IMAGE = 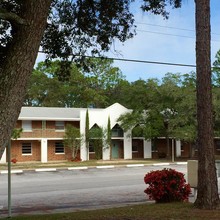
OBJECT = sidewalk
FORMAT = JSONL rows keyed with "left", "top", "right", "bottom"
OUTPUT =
{"left": 0, "top": 160, "right": 188, "bottom": 174}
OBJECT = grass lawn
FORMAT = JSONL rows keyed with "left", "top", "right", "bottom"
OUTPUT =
{"left": 2, "top": 202, "right": 220, "bottom": 220}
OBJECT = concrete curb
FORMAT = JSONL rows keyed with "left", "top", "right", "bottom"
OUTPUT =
{"left": 0, "top": 162, "right": 187, "bottom": 174}
{"left": 96, "top": 165, "right": 115, "bottom": 169}
{"left": 126, "top": 164, "right": 144, "bottom": 167}
{"left": 68, "top": 166, "right": 88, "bottom": 170}
{"left": 176, "top": 162, "right": 187, "bottom": 165}
{"left": 35, "top": 168, "right": 57, "bottom": 172}
{"left": 153, "top": 162, "right": 170, "bottom": 166}
{"left": 0, "top": 169, "right": 23, "bottom": 174}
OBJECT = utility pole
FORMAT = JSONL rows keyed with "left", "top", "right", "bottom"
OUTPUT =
{"left": 7, "top": 141, "right": 11, "bottom": 217}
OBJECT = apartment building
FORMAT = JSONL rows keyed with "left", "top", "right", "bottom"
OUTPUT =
{"left": 0, "top": 103, "right": 155, "bottom": 163}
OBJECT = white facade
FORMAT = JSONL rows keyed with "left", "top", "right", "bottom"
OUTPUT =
{"left": 0, "top": 148, "right": 6, "bottom": 163}
{"left": 80, "top": 103, "right": 132, "bottom": 161}
{"left": 79, "top": 103, "right": 153, "bottom": 161}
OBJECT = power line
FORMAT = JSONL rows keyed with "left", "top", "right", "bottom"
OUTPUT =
{"left": 135, "top": 22, "right": 220, "bottom": 36}
{"left": 80, "top": 55, "right": 196, "bottom": 68}
{"left": 136, "top": 29, "right": 220, "bottom": 42}
{"left": 39, "top": 52, "right": 220, "bottom": 70}
{"left": 39, "top": 51, "right": 196, "bottom": 67}
{"left": 135, "top": 22, "right": 195, "bottom": 32}
{"left": 136, "top": 29, "right": 195, "bottom": 40}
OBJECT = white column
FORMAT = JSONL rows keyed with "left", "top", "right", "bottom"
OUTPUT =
{"left": 80, "top": 143, "right": 88, "bottom": 161}
{"left": 176, "top": 140, "right": 181, "bottom": 157}
{"left": 80, "top": 110, "right": 88, "bottom": 161}
{"left": 0, "top": 148, "right": 7, "bottom": 163}
{"left": 41, "top": 138, "right": 48, "bottom": 163}
{"left": 102, "top": 147, "right": 110, "bottom": 160}
{"left": 124, "top": 131, "right": 132, "bottom": 159}
{"left": 144, "top": 140, "right": 152, "bottom": 158}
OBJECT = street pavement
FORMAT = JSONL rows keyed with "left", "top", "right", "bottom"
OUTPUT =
{"left": 0, "top": 161, "right": 218, "bottom": 218}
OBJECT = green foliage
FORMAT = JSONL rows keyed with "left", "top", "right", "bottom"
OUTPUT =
{"left": 25, "top": 59, "right": 126, "bottom": 108}
{"left": 89, "top": 126, "right": 104, "bottom": 160}
{"left": 11, "top": 128, "right": 23, "bottom": 140}
{"left": 141, "top": 0, "right": 182, "bottom": 19}
{"left": 118, "top": 72, "right": 197, "bottom": 155}
{"left": 212, "top": 50, "right": 220, "bottom": 137}
{"left": 107, "top": 116, "right": 112, "bottom": 159}
{"left": 212, "top": 50, "right": 220, "bottom": 85}
{"left": 85, "top": 109, "right": 89, "bottom": 149}
{"left": 63, "top": 124, "right": 82, "bottom": 160}
{"left": 41, "top": 0, "right": 135, "bottom": 62}
{"left": 0, "top": 0, "right": 183, "bottom": 66}
{"left": 25, "top": 61, "right": 84, "bottom": 107}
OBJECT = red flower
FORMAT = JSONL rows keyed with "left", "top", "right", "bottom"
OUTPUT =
{"left": 144, "top": 168, "right": 191, "bottom": 203}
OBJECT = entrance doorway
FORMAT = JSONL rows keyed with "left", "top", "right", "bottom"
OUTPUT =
{"left": 112, "top": 142, "right": 119, "bottom": 159}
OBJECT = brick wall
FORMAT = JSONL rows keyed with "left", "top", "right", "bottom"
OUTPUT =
{"left": 12, "top": 120, "right": 81, "bottom": 163}
{"left": 47, "top": 140, "right": 72, "bottom": 161}
{"left": 10, "top": 140, "right": 41, "bottom": 162}
{"left": 18, "top": 120, "right": 80, "bottom": 139}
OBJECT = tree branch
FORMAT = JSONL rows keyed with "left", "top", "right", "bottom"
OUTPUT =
{"left": 0, "top": 8, "right": 27, "bottom": 25}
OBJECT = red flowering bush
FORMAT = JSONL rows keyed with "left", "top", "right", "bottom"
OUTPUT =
{"left": 144, "top": 168, "right": 191, "bottom": 203}
{"left": 11, "top": 158, "right": 17, "bottom": 164}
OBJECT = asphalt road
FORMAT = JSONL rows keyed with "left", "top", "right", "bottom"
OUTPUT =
{"left": 0, "top": 164, "right": 190, "bottom": 217}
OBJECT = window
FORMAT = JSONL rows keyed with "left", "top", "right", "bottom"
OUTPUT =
{"left": 55, "top": 142, "right": 64, "bottom": 154}
{"left": 22, "top": 120, "right": 32, "bottom": 131}
{"left": 132, "top": 145, "right": 138, "bottom": 152}
{"left": 216, "top": 140, "right": 220, "bottom": 151}
{"left": 55, "top": 121, "right": 65, "bottom": 131}
{"left": 89, "top": 144, "right": 95, "bottom": 153}
{"left": 111, "top": 124, "right": 123, "bottom": 137}
{"left": 151, "top": 140, "right": 157, "bottom": 152}
{"left": 22, "top": 143, "right": 32, "bottom": 155}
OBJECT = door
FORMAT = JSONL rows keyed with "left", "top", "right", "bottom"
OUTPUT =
{"left": 112, "top": 142, "right": 119, "bottom": 159}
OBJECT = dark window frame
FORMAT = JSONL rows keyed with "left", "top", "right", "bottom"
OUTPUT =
{"left": 22, "top": 143, "right": 32, "bottom": 155}
{"left": 132, "top": 145, "right": 138, "bottom": 152}
{"left": 55, "top": 142, "right": 65, "bottom": 154}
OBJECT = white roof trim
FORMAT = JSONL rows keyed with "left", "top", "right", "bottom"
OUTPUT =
{"left": 18, "top": 117, "right": 80, "bottom": 121}
{"left": 15, "top": 138, "right": 64, "bottom": 141}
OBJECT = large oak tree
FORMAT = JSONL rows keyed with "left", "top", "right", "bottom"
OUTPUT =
{"left": 0, "top": 0, "right": 135, "bottom": 157}
{"left": 0, "top": 0, "right": 52, "bottom": 157}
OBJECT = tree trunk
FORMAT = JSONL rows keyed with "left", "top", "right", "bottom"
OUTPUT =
{"left": 0, "top": 0, "right": 52, "bottom": 158}
{"left": 194, "top": 0, "right": 220, "bottom": 209}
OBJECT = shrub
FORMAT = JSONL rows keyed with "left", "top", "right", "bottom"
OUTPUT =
{"left": 11, "top": 158, "right": 17, "bottom": 163}
{"left": 144, "top": 168, "right": 191, "bottom": 203}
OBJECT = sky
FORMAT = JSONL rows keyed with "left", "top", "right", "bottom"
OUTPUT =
{"left": 36, "top": 0, "right": 220, "bottom": 82}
